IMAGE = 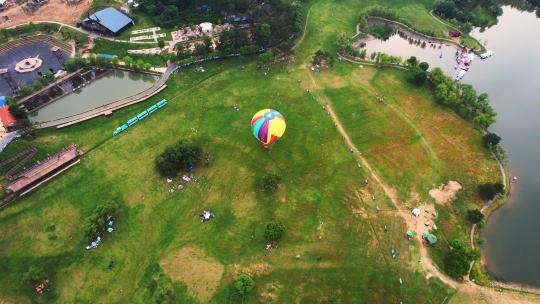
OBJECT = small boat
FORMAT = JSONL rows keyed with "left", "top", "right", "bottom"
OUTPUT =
{"left": 480, "top": 50, "right": 493, "bottom": 59}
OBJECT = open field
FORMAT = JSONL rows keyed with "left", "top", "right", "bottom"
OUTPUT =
{"left": 0, "top": 0, "right": 526, "bottom": 302}
{"left": 0, "top": 0, "right": 91, "bottom": 29}
{"left": 0, "top": 58, "right": 453, "bottom": 303}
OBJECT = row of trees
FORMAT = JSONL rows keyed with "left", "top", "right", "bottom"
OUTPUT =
{"left": 433, "top": 0, "right": 503, "bottom": 29}
{"left": 64, "top": 56, "right": 153, "bottom": 73}
{"left": 17, "top": 71, "right": 56, "bottom": 98}
{"left": 428, "top": 68, "right": 497, "bottom": 129}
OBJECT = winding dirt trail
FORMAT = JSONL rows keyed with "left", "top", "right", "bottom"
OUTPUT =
{"left": 305, "top": 71, "right": 540, "bottom": 302}
{"left": 306, "top": 72, "right": 456, "bottom": 287}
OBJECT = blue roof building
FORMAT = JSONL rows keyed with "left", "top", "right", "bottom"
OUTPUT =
{"left": 81, "top": 7, "right": 134, "bottom": 36}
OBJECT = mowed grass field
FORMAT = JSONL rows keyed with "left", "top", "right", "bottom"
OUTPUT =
{"left": 1, "top": 59, "right": 451, "bottom": 303}
{"left": 0, "top": 0, "right": 500, "bottom": 302}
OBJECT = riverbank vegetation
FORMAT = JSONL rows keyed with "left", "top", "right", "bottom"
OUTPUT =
{"left": 428, "top": 67, "right": 497, "bottom": 129}
{"left": 433, "top": 0, "right": 503, "bottom": 28}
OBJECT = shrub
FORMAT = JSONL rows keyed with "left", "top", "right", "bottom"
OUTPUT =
{"left": 261, "top": 174, "right": 281, "bottom": 193}
{"left": 155, "top": 141, "right": 203, "bottom": 177}
{"left": 478, "top": 182, "right": 504, "bottom": 200}
{"left": 234, "top": 274, "right": 254, "bottom": 295}
{"left": 467, "top": 209, "right": 484, "bottom": 224}
{"left": 264, "top": 221, "right": 285, "bottom": 242}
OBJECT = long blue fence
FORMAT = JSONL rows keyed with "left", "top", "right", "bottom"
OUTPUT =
{"left": 112, "top": 99, "right": 167, "bottom": 136}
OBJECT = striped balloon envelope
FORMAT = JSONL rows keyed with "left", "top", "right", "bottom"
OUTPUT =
{"left": 250, "top": 109, "right": 286, "bottom": 147}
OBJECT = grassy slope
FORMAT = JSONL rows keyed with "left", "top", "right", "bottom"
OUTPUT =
{"left": 0, "top": 0, "right": 499, "bottom": 302}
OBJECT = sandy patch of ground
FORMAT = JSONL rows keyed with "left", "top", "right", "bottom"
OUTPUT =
{"left": 0, "top": 0, "right": 91, "bottom": 28}
{"left": 453, "top": 283, "right": 540, "bottom": 304}
{"left": 259, "top": 282, "right": 282, "bottom": 303}
{"left": 233, "top": 262, "right": 269, "bottom": 278}
{"left": 160, "top": 246, "right": 224, "bottom": 302}
{"left": 429, "top": 181, "right": 462, "bottom": 204}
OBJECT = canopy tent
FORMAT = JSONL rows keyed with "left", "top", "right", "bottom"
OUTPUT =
{"left": 427, "top": 234, "right": 437, "bottom": 245}
{"left": 412, "top": 208, "right": 420, "bottom": 217}
{"left": 421, "top": 231, "right": 429, "bottom": 239}
{"left": 406, "top": 230, "right": 413, "bottom": 238}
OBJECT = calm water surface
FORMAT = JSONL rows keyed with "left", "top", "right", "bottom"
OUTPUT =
{"left": 30, "top": 70, "right": 157, "bottom": 123}
{"left": 366, "top": 7, "right": 540, "bottom": 287}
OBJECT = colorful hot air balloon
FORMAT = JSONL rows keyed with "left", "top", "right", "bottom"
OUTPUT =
{"left": 251, "top": 109, "right": 286, "bottom": 147}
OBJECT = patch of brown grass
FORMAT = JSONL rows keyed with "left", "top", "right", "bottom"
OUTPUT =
{"left": 160, "top": 246, "right": 224, "bottom": 302}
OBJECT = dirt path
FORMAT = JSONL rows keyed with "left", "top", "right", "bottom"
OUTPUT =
{"left": 305, "top": 71, "right": 540, "bottom": 302}
{"left": 292, "top": 6, "right": 312, "bottom": 50}
{"left": 306, "top": 72, "right": 457, "bottom": 287}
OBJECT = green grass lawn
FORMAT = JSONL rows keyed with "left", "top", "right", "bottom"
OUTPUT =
{"left": 0, "top": 0, "right": 499, "bottom": 302}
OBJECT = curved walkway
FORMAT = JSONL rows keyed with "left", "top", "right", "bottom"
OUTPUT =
{"left": 35, "top": 63, "right": 176, "bottom": 129}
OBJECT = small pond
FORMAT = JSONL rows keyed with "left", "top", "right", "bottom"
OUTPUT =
{"left": 29, "top": 70, "right": 158, "bottom": 123}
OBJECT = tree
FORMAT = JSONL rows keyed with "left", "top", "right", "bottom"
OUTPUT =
{"left": 467, "top": 209, "right": 484, "bottom": 224}
{"left": 406, "top": 56, "right": 418, "bottom": 67}
{"left": 483, "top": 132, "right": 501, "bottom": 148}
{"left": 83, "top": 200, "right": 118, "bottom": 241}
{"left": 234, "top": 274, "right": 254, "bottom": 296}
{"left": 158, "top": 39, "right": 165, "bottom": 49}
{"left": 419, "top": 62, "right": 429, "bottom": 71}
{"left": 123, "top": 56, "right": 133, "bottom": 68}
{"left": 264, "top": 221, "right": 285, "bottom": 243}
{"left": 410, "top": 66, "right": 428, "bottom": 86}
{"left": 261, "top": 173, "right": 281, "bottom": 193}
{"left": 155, "top": 141, "right": 203, "bottom": 177}
{"left": 478, "top": 182, "right": 504, "bottom": 200}
{"left": 203, "top": 36, "right": 213, "bottom": 52}
{"left": 194, "top": 43, "right": 208, "bottom": 56}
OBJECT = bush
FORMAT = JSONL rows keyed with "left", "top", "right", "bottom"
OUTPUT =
{"left": 478, "top": 182, "right": 504, "bottom": 200}
{"left": 482, "top": 132, "right": 501, "bottom": 148}
{"left": 264, "top": 221, "right": 285, "bottom": 242}
{"left": 234, "top": 274, "right": 254, "bottom": 295}
{"left": 155, "top": 141, "right": 203, "bottom": 177}
{"left": 261, "top": 174, "right": 281, "bottom": 193}
{"left": 467, "top": 209, "right": 484, "bottom": 224}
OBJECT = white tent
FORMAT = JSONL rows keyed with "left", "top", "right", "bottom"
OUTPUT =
{"left": 199, "top": 22, "right": 213, "bottom": 34}
{"left": 412, "top": 208, "right": 421, "bottom": 217}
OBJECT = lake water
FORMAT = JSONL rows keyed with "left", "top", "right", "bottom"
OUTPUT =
{"left": 366, "top": 7, "right": 540, "bottom": 287}
{"left": 29, "top": 70, "right": 157, "bottom": 123}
